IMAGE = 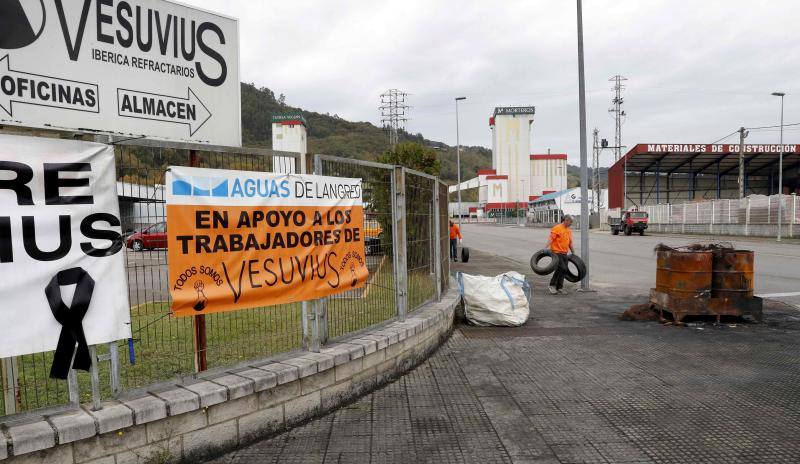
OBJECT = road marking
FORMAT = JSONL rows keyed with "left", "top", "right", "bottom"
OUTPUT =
{"left": 756, "top": 292, "right": 800, "bottom": 298}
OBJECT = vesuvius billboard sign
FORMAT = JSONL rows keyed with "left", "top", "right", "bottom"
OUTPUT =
{"left": 0, "top": 0, "right": 241, "bottom": 146}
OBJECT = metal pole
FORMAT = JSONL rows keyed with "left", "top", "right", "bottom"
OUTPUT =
{"left": 189, "top": 150, "right": 207, "bottom": 372}
{"left": 303, "top": 156, "right": 327, "bottom": 352}
{"left": 1, "top": 358, "right": 19, "bottom": 414}
{"left": 393, "top": 166, "right": 408, "bottom": 321}
{"left": 746, "top": 197, "right": 751, "bottom": 236}
{"left": 776, "top": 93, "right": 785, "bottom": 241}
{"left": 88, "top": 345, "right": 102, "bottom": 411}
{"left": 738, "top": 127, "right": 747, "bottom": 198}
{"left": 577, "top": 0, "right": 590, "bottom": 290}
{"left": 433, "top": 183, "right": 442, "bottom": 300}
{"left": 455, "top": 97, "right": 466, "bottom": 229}
{"left": 519, "top": 179, "right": 525, "bottom": 225}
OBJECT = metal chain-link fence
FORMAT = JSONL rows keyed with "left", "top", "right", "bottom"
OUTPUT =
{"left": 313, "top": 157, "right": 397, "bottom": 339}
{"left": 0, "top": 141, "right": 451, "bottom": 417}
{"left": 405, "top": 169, "right": 438, "bottom": 312}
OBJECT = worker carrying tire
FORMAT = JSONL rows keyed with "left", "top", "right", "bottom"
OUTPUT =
{"left": 547, "top": 215, "right": 574, "bottom": 294}
{"left": 449, "top": 220, "right": 462, "bottom": 261}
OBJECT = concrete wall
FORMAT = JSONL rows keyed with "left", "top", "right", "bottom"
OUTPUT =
{"left": 0, "top": 289, "right": 459, "bottom": 464}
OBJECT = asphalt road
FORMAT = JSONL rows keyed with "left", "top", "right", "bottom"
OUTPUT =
{"left": 461, "top": 224, "right": 800, "bottom": 304}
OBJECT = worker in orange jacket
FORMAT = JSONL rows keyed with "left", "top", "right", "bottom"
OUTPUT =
{"left": 449, "top": 220, "right": 462, "bottom": 261}
{"left": 547, "top": 215, "right": 574, "bottom": 294}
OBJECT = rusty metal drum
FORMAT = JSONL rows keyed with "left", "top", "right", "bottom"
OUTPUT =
{"left": 655, "top": 250, "right": 713, "bottom": 298}
{"left": 712, "top": 250, "right": 754, "bottom": 298}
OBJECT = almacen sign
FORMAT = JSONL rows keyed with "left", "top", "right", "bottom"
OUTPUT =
{"left": 0, "top": 0, "right": 240, "bottom": 146}
{"left": 166, "top": 166, "right": 369, "bottom": 316}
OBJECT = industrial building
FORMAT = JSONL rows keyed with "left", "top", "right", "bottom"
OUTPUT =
{"left": 271, "top": 113, "right": 307, "bottom": 173}
{"left": 608, "top": 143, "right": 800, "bottom": 209}
{"left": 449, "top": 106, "right": 568, "bottom": 216}
{"left": 530, "top": 187, "right": 608, "bottom": 216}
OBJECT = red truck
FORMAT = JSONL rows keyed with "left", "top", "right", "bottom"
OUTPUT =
{"left": 609, "top": 210, "right": 649, "bottom": 236}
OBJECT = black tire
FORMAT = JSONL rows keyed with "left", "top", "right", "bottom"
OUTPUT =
{"left": 564, "top": 254, "right": 587, "bottom": 283}
{"left": 132, "top": 240, "right": 144, "bottom": 252}
{"left": 530, "top": 249, "right": 558, "bottom": 275}
{"left": 460, "top": 247, "right": 470, "bottom": 263}
{"left": 612, "top": 227, "right": 619, "bottom": 235}
{"left": 639, "top": 229, "right": 645, "bottom": 236}
{"left": 624, "top": 226, "right": 632, "bottom": 236}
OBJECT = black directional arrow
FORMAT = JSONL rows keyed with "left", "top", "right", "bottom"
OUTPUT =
{"left": 0, "top": 55, "right": 99, "bottom": 117}
{"left": 117, "top": 87, "right": 212, "bottom": 136}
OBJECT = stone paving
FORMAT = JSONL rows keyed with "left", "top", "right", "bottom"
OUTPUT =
{"left": 207, "top": 250, "right": 800, "bottom": 463}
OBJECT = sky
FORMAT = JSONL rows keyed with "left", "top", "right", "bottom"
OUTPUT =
{"left": 186, "top": 0, "right": 800, "bottom": 167}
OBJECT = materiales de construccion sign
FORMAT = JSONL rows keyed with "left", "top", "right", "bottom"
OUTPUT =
{"left": 0, "top": 0, "right": 240, "bottom": 146}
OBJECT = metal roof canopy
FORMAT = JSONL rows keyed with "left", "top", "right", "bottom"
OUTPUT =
{"left": 530, "top": 188, "right": 571, "bottom": 204}
{"left": 612, "top": 143, "right": 800, "bottom": 176}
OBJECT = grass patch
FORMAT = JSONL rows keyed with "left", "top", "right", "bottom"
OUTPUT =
{"left": 1, "top": 259, "right": 440, "bottom": 415}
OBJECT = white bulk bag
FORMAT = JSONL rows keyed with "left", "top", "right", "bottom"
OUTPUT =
{"left": 457, "top": 272, "right": 531, "bottom": 327}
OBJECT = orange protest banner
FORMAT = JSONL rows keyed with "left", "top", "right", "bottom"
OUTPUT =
{"left": 166, "top": 167, "right": 369, "bottom": 316}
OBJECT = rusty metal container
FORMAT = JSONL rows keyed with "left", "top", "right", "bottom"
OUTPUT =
{"left": 655, "top": 250, "right": 713, "bottom": 298}
{"left": 712, "top": 250, "right": 754, "bottom": 299}
{"left": 650, "top": 247, "right": 761, "bottom": 324}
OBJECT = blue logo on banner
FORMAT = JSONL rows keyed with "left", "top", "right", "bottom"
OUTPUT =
{"left": 172, "top": 176, "right": 228, "bottom": 197}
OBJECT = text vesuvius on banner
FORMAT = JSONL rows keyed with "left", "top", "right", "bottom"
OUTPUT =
{"left": 166, "top": 166, "right": 369, "bottom": 316}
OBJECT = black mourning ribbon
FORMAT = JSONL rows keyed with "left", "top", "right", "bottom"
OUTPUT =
{"left": 44, "top": 267, "right": 95, "bottom": 380}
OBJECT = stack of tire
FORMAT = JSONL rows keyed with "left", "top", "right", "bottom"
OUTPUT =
{"left": 530, "top": 249, "right": 587, "bottom": 283}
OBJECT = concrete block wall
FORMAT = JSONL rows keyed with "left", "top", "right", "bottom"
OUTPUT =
{"left": 0, "top": 289, "right": 459, "bottom": 463}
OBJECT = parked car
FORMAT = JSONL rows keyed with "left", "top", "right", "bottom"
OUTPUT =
{"left": 126, "top": 222, "right": 167, "bottom": 251}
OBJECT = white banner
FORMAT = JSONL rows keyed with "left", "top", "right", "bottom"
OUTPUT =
{"left": 0, "top": 0, "right": 240, "bottom": 146}
{"left": 0, "top": 134, "right": 130, "bottom": 364}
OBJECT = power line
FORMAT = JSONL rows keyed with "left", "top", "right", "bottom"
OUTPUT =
{"left": 379, "top": 89, "right": 410, "bottom": 147}
{"left": 745, "top": 121, "right": 800, "bottom": 131}
{"left": 710, "top": 130, "right": 739, "bottom": 145}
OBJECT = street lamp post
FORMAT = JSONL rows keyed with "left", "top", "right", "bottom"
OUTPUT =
{"left": 772, "top": 92, "right": 785, "bottom": 242}
{"left": 576, "top": 0, "right": 590, "bottom": 290}
{"left": 455, "top": 97, "right": 466, "bottom": 228}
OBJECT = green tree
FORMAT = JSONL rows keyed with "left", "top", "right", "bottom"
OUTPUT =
{"left": 371, "top": 142, "right": 441, "bottom": 271}
{"left": 378, "top": 142, "right": 441, "bottom": 176}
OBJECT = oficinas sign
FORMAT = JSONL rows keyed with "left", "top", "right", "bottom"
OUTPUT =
{"left": 0, "top": 134, "right": 131, "bottom": 377}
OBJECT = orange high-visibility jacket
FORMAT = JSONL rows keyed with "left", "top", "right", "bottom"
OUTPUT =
{"left": 549, "top": 223, "right": 572, "bottom": 254}
{"left": 449, "top": 224, "right": 462, "bottom": 240}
